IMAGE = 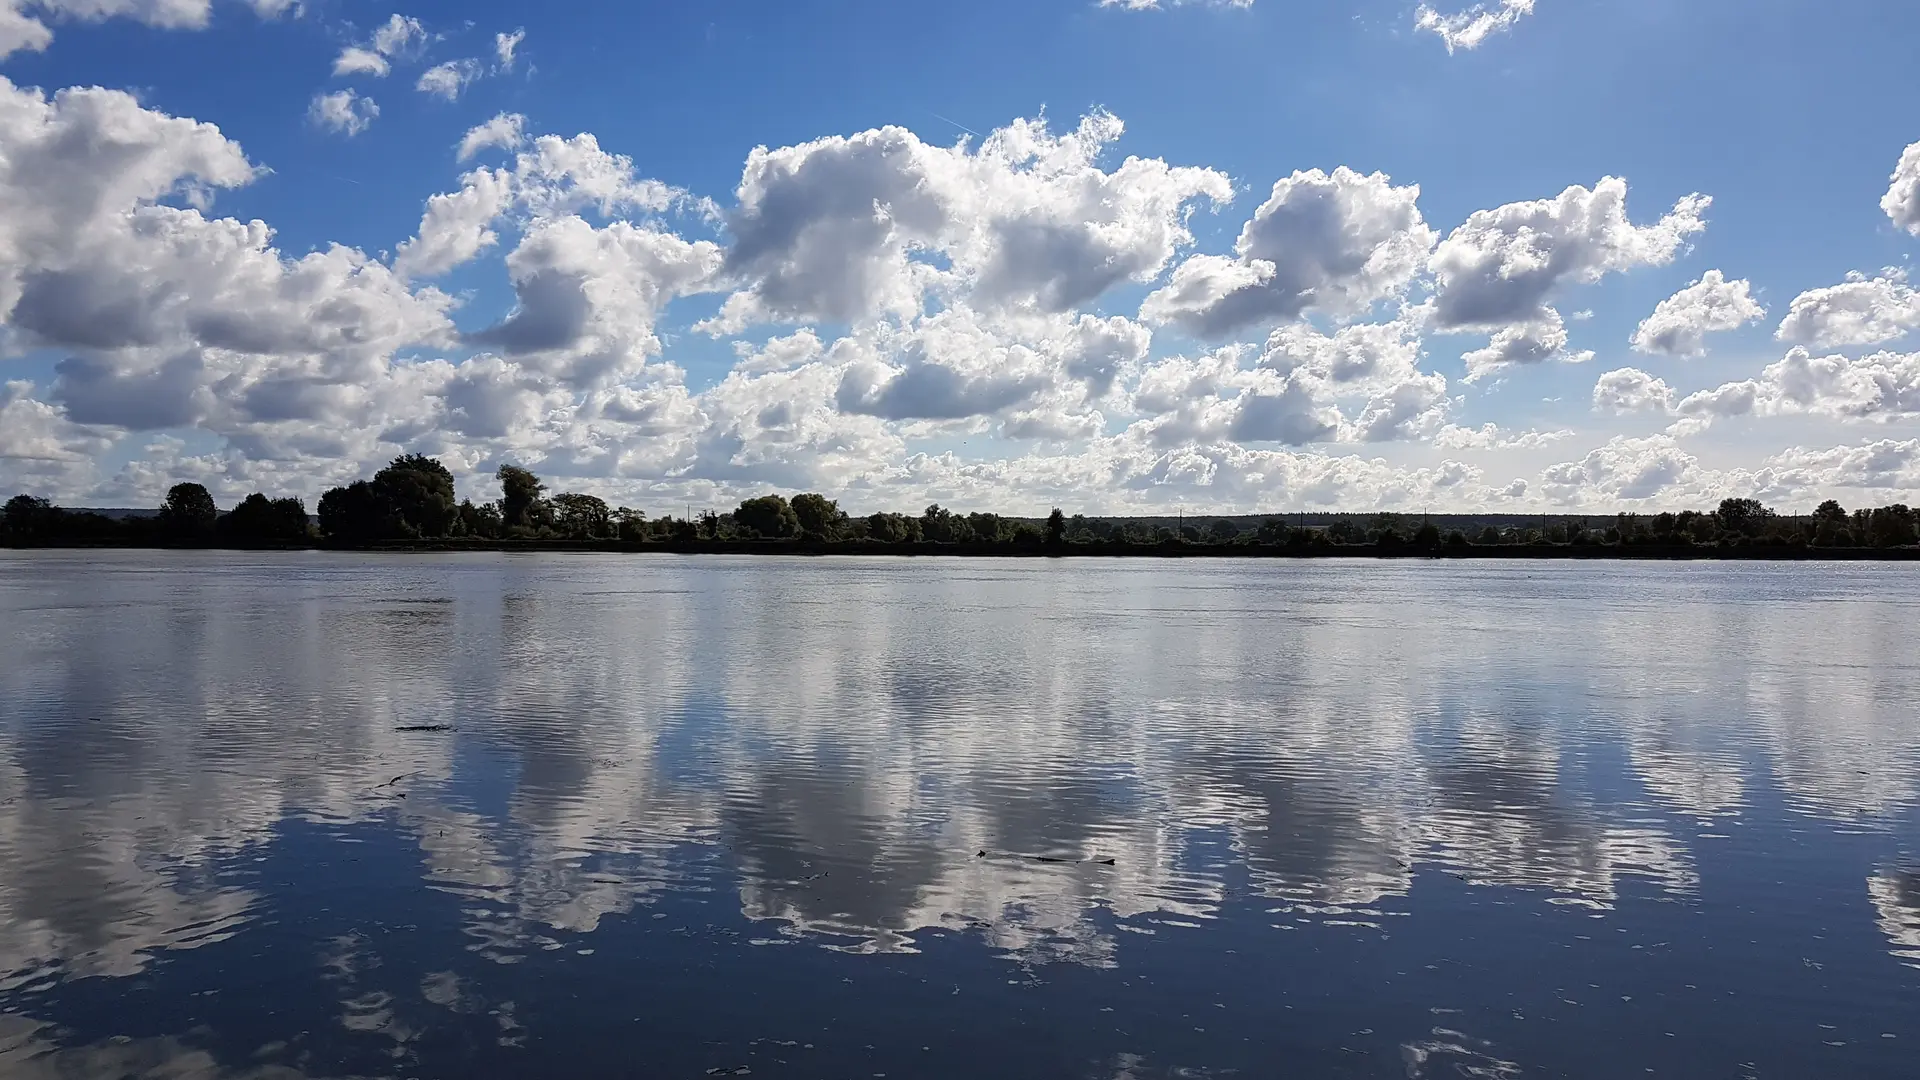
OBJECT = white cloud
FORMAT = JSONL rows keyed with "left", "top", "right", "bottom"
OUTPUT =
{"left": 456, "top": 112, "right": 526, "bottom": 162}
{"left": 416, "top": 58, "right": 482, "bottom": 102}
{"left": 1431, "top": 177, "right": 1709, "bottom": 377}
{"left": 465, "top": 215, "right": 723, "bottom": 387}
{"left": 396, "top": 128, "right": 697, "bottom": 282}
{"left": 1775, "top": 270, "right": 1920, "bottom": 349}
{"left": 1433, "top": 423, "right": 1573, "bottom": 450}
{"left": 1461, "top": 310, "right": 1593, "bottom": 382}
{"left": 369, "top": 12, "right": 421, "bottom": 56}
{"left": 1630, "top": 270, "right": 1765, "bottom": 357}
{"left": 1757, "top": 439, "right": 1920, "bottom": 494}
{"left": 392, "top": 167, "right": 513, "bottom": 279}
{"left": 0, "top": 379, "right": 113, "bottom": 491}
{"left": 331, "top": 13, "right": 421, "bottom": 78}
{"left": 0, "top": 76, "right": 452, "bottom": 452}
{"left": 1415, "top": 0, "right": 1536, "bottom": 53}
{"left": 1141, "top": 167, "right": 1435, "bottom": 338}
{"left": 331, "top": 46, "right": 387, "bottom": 77}
{"left": 0, "top": 0, "right": 237, "bottom": 59}
{"left": 1592, "top": 367, "right": 1674, "bottom": 413}
{"left": 717, "top": 111, "right": 1231, "bottom": 328}
{"left": 495, "top": 27, "right": 524, "bottom": 70}
{"left": 307, "top": 89, "right": 377, "bottom": 136}
{"left": 1541, "top": 435, "right": 1696, "bottom": 503}
{"left": 1674, "top": 346, "right": 1920, "bottom": 434}
{"left": 1884, "top": 140, "right": 1920, "bottom": 238}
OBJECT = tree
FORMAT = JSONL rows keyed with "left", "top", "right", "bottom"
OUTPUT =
{"left": 158, "top": 482, "right": 218, "bottom": 540}
{"left": 220, "top": 493, "right": 310, "bottom": 544}
{"left": 866, "top": 512, "right": 920, "bottom": 543}
{"left": 1814, "top": 499, "right": 1848, "bottom": 525}
{"left": 1207, "top": 518, "right": 1241, "bottom": 543}
{"left": 497, "top": 465, "right": 549, "bottom": 531}
{"left": 735, "top": 495, "right": 799, "bottom": 539}
{"left": 374, "top": 455, "right": 456, "bottom": 538}
{"left": 613, "top": 507, "right": 650, "bottom": 541}
{"left": 1413, "top": 522, "right": 1442, "bottom": 549}
{"left": 790, "top": 493, "right": 845, "bottom": 540}
{"left": 921, "top": 504, "right": 960, "bottom": 543}
{"left": 1, "top": 495, "right": 53, "bottom": 544}
{"left": 457, "top": 499, "right": 503, "bottom": 539}
{"left": 551, "top": 493, "right": 614, "bottom": 539}
{"left": 1867, "top": 504, "right": 1918, "bottom": 548}
{"left": 1045, "top": 508, "right": 1066, "bottom": 547}
{"left": 318, "top": 481, "right": 403, "bottom": 542}
{"left": 1714, "top": 497, "right": 1773, "bottom": 538}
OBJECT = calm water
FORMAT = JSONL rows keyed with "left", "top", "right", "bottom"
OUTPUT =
{"left": 0, "top": 553, "right": 1917, "bottom": 1079}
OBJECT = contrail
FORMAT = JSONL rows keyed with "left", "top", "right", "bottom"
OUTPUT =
{"left": 931, "top": 112, "right": 979, "bottom": 138}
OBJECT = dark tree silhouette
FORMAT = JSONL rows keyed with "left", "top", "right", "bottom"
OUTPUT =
{"left": 374, "top": 455, "right": 457, "bottom": 537}
{"left": 1, "top": 495, "right": 54, "bottom": 543}
{"left": 735, "top": 495, "right": 800, "bottom": 539}
{"left": 1715, "top": 497, "right": 1773, "bottom": 538}
{"left": 318, "top": 481, "right": 401, "bottom": 542}
{"left": 220, "top": 493, "right": 310, "bottom": 544}
{"left": 790, "top": 493, "right": 844, "bottom": 540}
{"left": 497, "top": 465, "right": 548, "bottom": 531}
{"left": 551, "top": 493, "right": 613, "bottom": 539}
{"left": 1045, "top": 508, "right": 1066, "bottom": 547}
{"left": 158, "top": 483, "right": 218, "bottom": 540}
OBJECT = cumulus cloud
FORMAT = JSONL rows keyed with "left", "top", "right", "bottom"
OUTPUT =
{"left": 495, "top": 27, "right": 524, "bottom": 70}
{"left": 1541, "top": 435, "right": 1696, "bottom": 503}
{"left": 1592, "top": 367, "right": 1674, "bottom": 413}
{"left": 465, "top": 216, "right": 722, "bottom": 386}
{"left": 1884, "top": 140, "right": 1920, "bottom": 238}
{"left": 1433, "top": 423, "right": 1573, "bottom": 450}
{"left": 1119, "top": 318, "right": 1451, "bottom": 448}
{"left": 395, "top": 129, "right": 698, "bottom": 281}
{"left": 307, "top": 89, "right": 377, "bottom": 136}
{"left": 416, "top": 58, "right": 482, "bottom": 101}
{"left": 1431, "top": 177, "right": 1709, "bottom": 377}
{"left": 1630, "top": 270, "right": 1765, "bottom": 357}
{"left": 457, "top": 112, "right": 526, "bottom": 162}
{"left": 1756, "top": 439, "right": 1920, "bottom": 494}
{"left": 0, "top": 75, "right": 453, "bottom": 462}
{"left": 0, "top": 0, "right": 272, "bottom": 60}
{"left": 332, "top": 13, "right": 421, "bottom": 78}
{"left": 1775, "top": 270, "right": 1920, "bottom": 349}
{"left": 370, "top": 12, "right": 421, "bottom": 56}
{"left": 331, "top": 46, "right": 387, "bottom": 77}
{"left": 1415, "top": 0, "right": 1535, "bottom": 53}
{"left": 1141, "top": 167, "right": 1435, "bottom": 338}
{"left": 1674, "top": 346, "right": 1920, "bottom": 434}
{"left": 716, "top": 111, "right": 1231, "bottom": 328}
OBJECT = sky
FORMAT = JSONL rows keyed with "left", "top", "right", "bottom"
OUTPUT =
{"left": 1, "top": 0, "right": 1919, "bottom": 515}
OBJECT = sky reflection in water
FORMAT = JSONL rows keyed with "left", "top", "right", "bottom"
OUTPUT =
{"left": 1, "top": 553, "right": 1917, "bottom": 1078}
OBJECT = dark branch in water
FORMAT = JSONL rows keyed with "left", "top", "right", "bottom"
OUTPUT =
{"left": 977, "top": 850, "right": 1117, "bottom": 866}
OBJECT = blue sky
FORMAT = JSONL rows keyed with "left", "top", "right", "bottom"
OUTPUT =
{"left": 2, "top": 0, "right": 1918, "bottom": 513}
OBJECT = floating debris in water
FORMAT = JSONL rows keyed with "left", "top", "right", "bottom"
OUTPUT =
{"left": 394, "top": 724, "right": 455, "bottom": 733}
{"left": 974, "top": 850, "right": 1115, "bottom": 866}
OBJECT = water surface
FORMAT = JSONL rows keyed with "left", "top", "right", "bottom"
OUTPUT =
{"left": 1, "top": 552, "right": 1917, "bottom": 1078}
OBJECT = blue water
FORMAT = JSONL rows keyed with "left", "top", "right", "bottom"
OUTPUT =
{"left": 1, "top": 551, "right": 1916, "bottom": 1078}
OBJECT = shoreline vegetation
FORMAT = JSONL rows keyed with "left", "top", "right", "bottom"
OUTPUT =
{"left": 6, "top": 456, "right": 1920, "bottom": 560}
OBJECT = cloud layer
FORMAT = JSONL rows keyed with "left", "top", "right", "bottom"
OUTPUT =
{"left": 1, "top": 33, "right": 1918, "bottom": 516}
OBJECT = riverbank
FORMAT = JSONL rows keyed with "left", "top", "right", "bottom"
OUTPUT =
{"left": 6, "top": 538, "right": 1920, "bottom": 560}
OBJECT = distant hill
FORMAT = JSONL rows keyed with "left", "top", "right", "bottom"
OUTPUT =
{"left": 69, "top": 508, "right": 159, "bottom": 520}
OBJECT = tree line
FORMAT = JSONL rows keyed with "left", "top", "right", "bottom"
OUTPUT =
{"left": 4, "top": 458, "right": 1920, "bottom": 554}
